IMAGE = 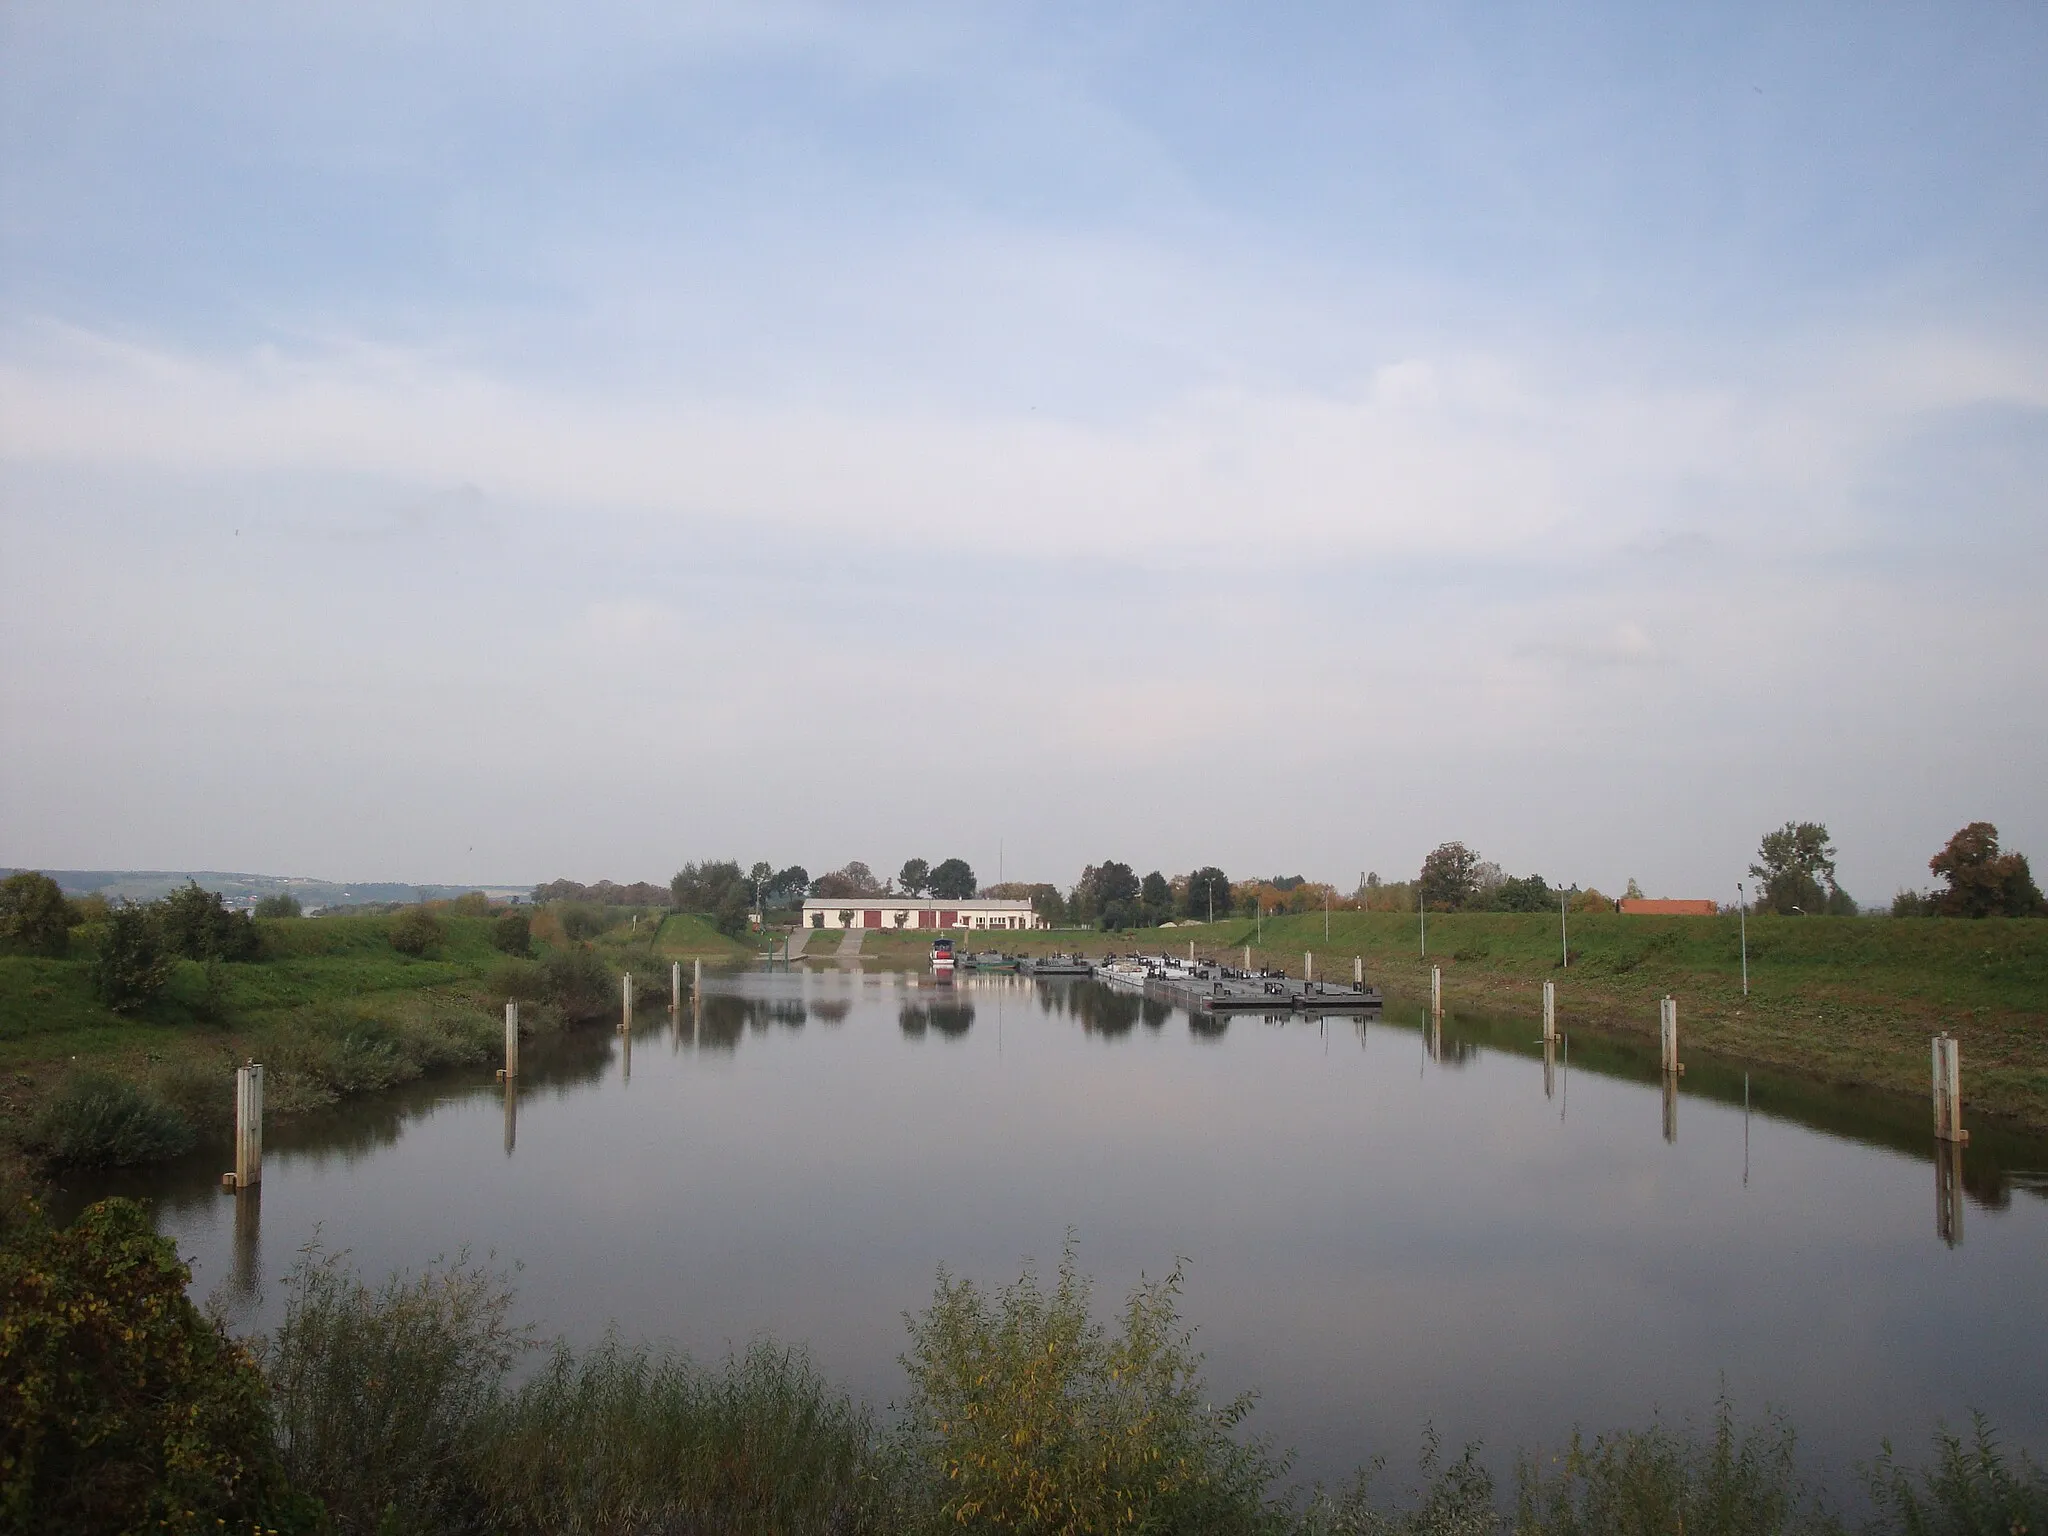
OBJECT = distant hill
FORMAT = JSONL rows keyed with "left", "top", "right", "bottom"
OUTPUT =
{"left": 0, "top": 869, "right": 530, "bottom": 911}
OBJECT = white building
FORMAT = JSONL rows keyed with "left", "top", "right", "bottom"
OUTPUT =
{"left": 799, "top": 896, "right": 1046, "bottom": 932}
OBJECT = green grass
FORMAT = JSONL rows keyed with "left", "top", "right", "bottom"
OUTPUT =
{"left": 1179, "top": 910, "right": 2048, "bottom": 1132}
{"left": 649, "top": 910, "right": 759, "bottom": 962}
{"left": 801, "top": 911, "right": 2048, "bottom": 1132}
{"left": 0, "top": 907, "right": 725, "bottom": 1179}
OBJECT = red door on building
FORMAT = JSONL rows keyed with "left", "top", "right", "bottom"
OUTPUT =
{"left": 863, "top": 909, "right": 882, "bottom": 929}
{"left": 917, "top": 908, "right": 936, "bottom": 928}
{"left": 939, "top": 911, "right": 957, "bottom": 928}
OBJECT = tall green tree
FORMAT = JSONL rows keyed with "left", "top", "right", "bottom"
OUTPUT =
{"left": 928, "top": 858, "right": 978, "bottom": 900}
{"left": 0, "top": 871, "right": 72, "bottom": 956}
{"left": 1749, "top": 822, "right": 1842, "bottom": 915}
{"left": 1139, "top": 871, "right": 1172, "bottom": 926}
{"left": 1180, "top": 866, "right": 1232, "bottom": 923}
{"left": 1418, "top": 842, "right": 1480, "bottom": 911}
{"left": 898, "top": 858, "right": 931, "bottom": 897}
{"left": 1929, "top": 822, "right": 2046, "bottom": 918}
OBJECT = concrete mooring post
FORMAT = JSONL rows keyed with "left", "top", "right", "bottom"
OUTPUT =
{"left": 1659, "top": 996, "right": 1683, "bottom": 1075}
{"left": 1932, "top": 1034, "right": 1967, "bottom": 1143}
{"left": 222, "top": 1062, "right": 263, "bottom": 1190}
{"left": 1354, "top": 955, "right": 1364, "bottom": 987}
{"left": 1305, "top": 951, "right": 1313, "bottom": 982}
{"left": 1542, "top": 981, "right": 1557, "bottom": 1043}
{"left": 1431, "top": 965, "right": 1442, "bottom": 1015}
{"left": 621, "top": 972, "right": 633, "bottom": 1030}
{"left": 672, "top": 961, "right": 682, "bottom": 1011}
{"left": 1242, "top": 945, "right": 1251, "bottom": 971}
{"left": 498, "top": 1001, "right": 518, "bottom": 1080}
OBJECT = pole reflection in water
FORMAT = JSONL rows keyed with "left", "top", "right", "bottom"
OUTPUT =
{"left": 1936, "top": 1139, "right": 1965, "bottom": 1247}
{"left": 226, "top": 1186, "right": 261, "bottom": 1324}
{"left": 503, "top": 1079, "right": 517, "bottom": 1157}
{"left": 1543, "top": 1038, "right": 1556, "bottom": 1101}
{"left": 1662, "top": 1073, "right": 1679, "bottom": 1144}
{"left": 622, "top": 1022, "right": 632, "bottom": 1083}
{"left": 1744, "top": 1073, "right": 1751, "bottom": 1188}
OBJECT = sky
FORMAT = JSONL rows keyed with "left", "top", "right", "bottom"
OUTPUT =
{"left": 2, "top": 2, "right": 2044, "bottom": 902}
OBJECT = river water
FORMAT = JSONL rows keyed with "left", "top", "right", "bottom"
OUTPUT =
{"left": 59, "top": 969, "right": 2048, "bottom": 1493}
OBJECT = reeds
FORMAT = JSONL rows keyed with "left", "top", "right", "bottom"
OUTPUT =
{"left": 246, "top": 1238, "right": 2047, "bottom": 1536}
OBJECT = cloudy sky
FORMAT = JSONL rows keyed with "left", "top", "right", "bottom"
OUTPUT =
{"left": 2, "top": 3, "right": 2043, "bottom": 901}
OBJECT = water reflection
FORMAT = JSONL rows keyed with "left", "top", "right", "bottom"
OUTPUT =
{"left": 52, "top": 966, "right": 2048, "bottom": 1496}
{"left": 899, "top": 1001, "right": 976, "bottom": 1039}
{"left": 1937, "top": 1139, "right": 1966, "bottom": 1247}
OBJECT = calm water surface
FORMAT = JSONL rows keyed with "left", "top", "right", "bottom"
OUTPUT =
{"left": 64, "top": 970, "right": 2048, "bottom": 1491}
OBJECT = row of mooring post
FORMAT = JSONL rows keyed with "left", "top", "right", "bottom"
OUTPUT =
{"left": 1659, "top": 995, "right": 1683, "bottom": 1076}
{"left": 1430, "top": 964, "right": 1442, "bottom": 1015}
{"left": 221, "top": 1061, "right": 263, "bottom": 1190}
{"left": 497, "top": 1001, "right": 519, "bottom": 1080}
{"left": 1932, "top": 1032, "right": 1967, "bottom": 1145}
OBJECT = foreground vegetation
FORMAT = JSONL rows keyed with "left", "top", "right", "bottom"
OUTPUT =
{"left": 3, "top": 1196, "right": 2042, "bottom": 1535}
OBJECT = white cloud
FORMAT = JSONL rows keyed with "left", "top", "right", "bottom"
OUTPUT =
{"left": 9, "top": 321, "right": 2039, "bottom": 570}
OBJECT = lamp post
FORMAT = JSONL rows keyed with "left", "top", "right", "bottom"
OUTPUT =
{"left": 1560, "top": 891, "right": 1570, "bottom": 969}
{"left": 1738, "top": 881, "right": 1749, "bottom": 997}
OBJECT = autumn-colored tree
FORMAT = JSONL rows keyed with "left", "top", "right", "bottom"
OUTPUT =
{"left": 1929, "top": 823, "right": 2046, "bottom": 918}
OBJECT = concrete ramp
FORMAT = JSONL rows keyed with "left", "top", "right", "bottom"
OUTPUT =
{"left": 836, "top": 926, "right": 865, "bottom": 959}
{"left": 784, "top": 926, "right": 812, "bottom": 960}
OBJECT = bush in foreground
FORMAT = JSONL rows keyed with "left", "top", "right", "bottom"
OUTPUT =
{"left": 895, "top": 1239, "right": 1284, "bottom": 1532}
{"left": 0, "top": 1199, "right": 318, "bottom": 1534}
{"left": 30, "top": 1071, "right": 195, "bottom": 1167}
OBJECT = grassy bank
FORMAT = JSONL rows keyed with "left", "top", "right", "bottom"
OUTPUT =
{"left": 0, "top": 905, "right": 757, "bottom": 1188}
{"left": 7, "top": 1197, "right": 2042, "bottom": 1535}
{"left": 821, "top": 912, "right": 2048, "bottom": 1134}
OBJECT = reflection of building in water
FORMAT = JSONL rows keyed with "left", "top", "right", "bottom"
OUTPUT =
{"left": 1662, "top": 1075, "right": 1678, "bottom": 1144}
{"left": 800, "top": 897, "right": 1045, "bottom": 931}
{"left": 1936, "top": 1140, "right": 1965, "bottom": 1247}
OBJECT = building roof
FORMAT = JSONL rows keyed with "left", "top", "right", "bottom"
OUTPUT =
{"left": 799, "top": 895, "right": 1032, "bottom": 909}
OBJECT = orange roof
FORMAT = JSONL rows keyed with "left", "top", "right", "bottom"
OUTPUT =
{"left": 1619, "top": 898, "right": 1718, "bottom": 916}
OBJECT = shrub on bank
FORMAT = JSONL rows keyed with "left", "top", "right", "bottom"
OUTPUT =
{"left": 0, "top": 1199, "right": 319, "bottom": 1534}
{"left": 90, "top": 901, "right": 171, "bottom": 1012}
{"left": 492, "top": 907, "right": 532, "bottom": 956}
{"left": 262, "top": 1000, "right": 496, "bottom": 1113}
{"left": 390, "top": 907, "right": 445, "bottom": 957}
{"left": 30, "top": 1072, "right": 195, "bottom": 1167}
